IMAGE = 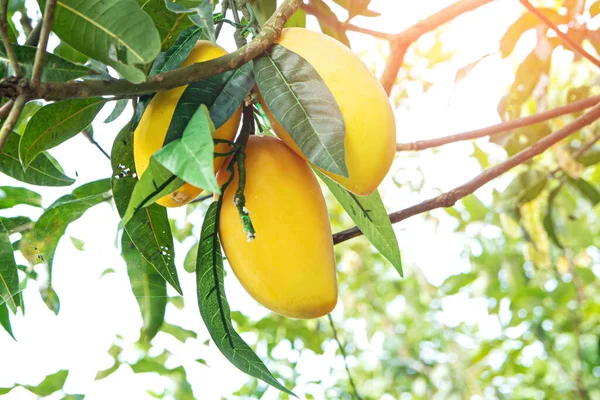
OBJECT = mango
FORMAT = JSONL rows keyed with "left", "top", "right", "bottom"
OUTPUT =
{"left": 258, "top": 28, "right": 396, "bottom": 195}
{"left": 134, "top": 41, "right": 241, "bottom": 207}
{"left": 217, "top": 135, "right": 337, "bottom": 319}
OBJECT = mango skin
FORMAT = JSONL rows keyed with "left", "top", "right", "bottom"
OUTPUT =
{"left": 217, "top": 135, "right": 337, "bottom": 319}
{"left": 134, "top": 41, "right": 241, "bottom": 208}
{"left": 259, "top": 28, "right": 396, "bottom": 195}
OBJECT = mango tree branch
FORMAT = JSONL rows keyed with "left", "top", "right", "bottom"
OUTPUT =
{"left": 380, "top": 0, "right": 495, "bottom": 94}
{"left": 30, "top": 0, "right": 57, "bottom": 88}
{"left": 0, "top": 0, "right": 302, "bottom": 102}
{"left": 0, "top": 0, "right": 22, "bottom": 77}
{"left": 520, "top": 0, "right": 600, "bottom": 69}
{"left": 396, "top": 95, "right": 600, "bottom": 151}
{"left": 0, "top": 94, "right": 26, "bottom": 152}
{"left": 333, "top": 102, "right": 600, "bottom": 245}
{"left": 300, "top": 3, "right": 393, "bottom": 40}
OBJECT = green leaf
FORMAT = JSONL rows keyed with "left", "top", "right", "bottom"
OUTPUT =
{"left": 543, "top": 186, "right": 563, "bottom": 249}
{"left": 165, "top": 0, "right": 215, "bottom": 43}
{"left": 566, "top": 177, "right": 600, "bottom": 206}
{"left": 309, "top": 0, "right": 350, "bottom": 46}
{"left": 0, "top": 44, "right": 91, "bottom": 81}
{"left": 0, "top": 186, "right": 42, "bottom": 209}
{"left": 137, "top": 0, "right": 195, "bottom": 50}
{"left": 0, "top": 221, "right": 20, "bottom": 313}
{"left": 0, "top": 302, "right": 16, "bottom": 340}
{"left": 0, "top": 134, "right": 75, "bottom": 186}
{"left": 248, "top": 0, "right": 275, "bottom": 24}
{"left": 72, "top": 178, "right": 111, "bottom": 197}
{"left": 51, "top": 0, "right": 161, "bottom": 82}
{"left": 40, "top": 283, "right": 60, "bottom": 315}
{"left": 69, "top": 237, "right": 85, "bottom": 251}
{"left": 316, "top": 171, "right": 402, "bottom": 276}
{"left": 209, "top": 63, "right": 254, "bottom": 129}
{"left": 19, "top": 97, "right": 107, "bottom": 168}
{"left": 441, "top": 272, "right": 478, "bottom": 295}
{"left": 0, "top": 216, "right": 32, "bottom": 233}
{"left": 284, "top": 8, "right": 306, "bottom": 28}
{"left": 184, "top": 242, "right": 198, "bottom": 273}
{"left": 161, "top": 321, "right": 197, "bottom": 342}
{"left": 155, "top": 105, "right": 218, "bottom": 192}
{"left": 150, "top": 27, "right": 202, "bottom": 76}
{"left": 498, "top": 169, "right": 547, "bottom": 211}
{"left": 122, "top": 232, "right": 166, "bottom": 342}
{"left": 24, "top": 370, "right": 69, "bottom": 397}
{"left": 254, "top": 44, "right": 348, "bottom": 177}
{"left": 104, "top": 99, "right": 129, "bottom": 124}
{"left": 53, "top": 41, "right": 89, "bottom": 64}
{"left": 111, "top": 123, "right": 183, "bottom": 295}
{"left": 196, "top": 202, "right": 295, "bottom": 396}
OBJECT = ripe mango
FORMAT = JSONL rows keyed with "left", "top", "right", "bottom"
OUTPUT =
{"left": 258, "top": 28, "right": 396, "bottom": 195}
{"left": 217, "top": 135, "right": 337, "bottom": 319}
{"left": 133, "top": 41, "right": 241, "bottom": 207}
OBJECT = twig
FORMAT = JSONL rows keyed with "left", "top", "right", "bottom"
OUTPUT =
{"left": 24, "top": 21, "right": 41, "bottom": 46}
{"left": 0, "top": 0, "right": 302, "bottom": 101}
{"left": 82, "top": 128, "right": 111, "bottom": 161}
{"left": 19, "top": 9, "right": 32, "bottom": 36}
{"left": 301, "top": 3, "right": 393, "bottom": 40}
{"left": 396, "top": 95, "right": 600, "bottom": 151}
{"left": 333, "top": 102, "right": 600, "bottom": 244}
{"left": 0, "top": 99, "right": 14, "bottom": 118}
{"left": 0, "top": 0, "right": 22, "bottom": 77}
{"left": 215, "top": 0, "right": 230, "bottom": 39}
{"left": 191, "top": 193, "right": 213, "bottom": 203}
{"left": 327, "top": 314, "right": 363, "bottom": 400}
{"left": 0, "top": 94, "right": 26, "bottom": 152}
{"left": 30, "top": 0, "right": 57, "bottom": 88}
{"left": 380, "top": 0, "right": 495, "bottom": 94}
{"left": 520, "top": 0, "right": 600, "bottom": 69}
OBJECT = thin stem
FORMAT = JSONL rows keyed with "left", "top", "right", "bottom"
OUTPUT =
{"left": 233, "top": 105, "right": 256, "bottom": 241}
{"left": 301, "top": 3, "right": 393, "bottom": 40}
{"left": 327, "top": 314, "right": 363, "bottom": 400}
{"left": 190, "top": 193, "right": 213, "bottom": 203}
{"left": 19, "top": 9, "right": 32, "bottom": 36}
{"left": 30, "top": 0, "right": 57, "bottom": 88}
{"left": 0, "top": 99, "right": 14, "bottom": 119}
{"left": 396, "top": 95, "right": 600, "bottom": 151}
{"left": 24, "top": 21, "right": 41, "bottom": 46}
{"left": 0, "top": 0, "right": 22, "bottom": 77}
{"left": 333, "top": 102, "right": 600, "bottom": 244}
{"left": 215, "top": 0, "right": 230, "bottom": 39}
{"left": 82, "top": 128, "right": 111, "bottom": 161}
{"left": 520, "top": 0, "right": 600, "bottom": 69}
{"left": 0, "top": 94, "right": 26, "bottom": 153}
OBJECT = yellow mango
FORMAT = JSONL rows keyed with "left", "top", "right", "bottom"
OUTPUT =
{"left": 217, "top": 135, "right": 337, "bottom": 319}
{"left": 258, "top": 28, "right": 396, "bottom": 195}
{"left": 134, "top": 41, "right": 241, "bottom": 207}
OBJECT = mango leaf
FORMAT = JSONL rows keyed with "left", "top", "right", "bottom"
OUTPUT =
{"left": 0, "top": 221, "right": 20, "bottom": 313}
{"left": 566, "top": 177, "right": 600, "bottom": 205}
{"left": 24, "top": 370, "right": 69, "bottom": 397}
{"left": 150, "top": 27, "right": 202, "bottom": 76}
{"left": 543, "top": 186, "right": 563, "bottom": 249}
{"left": 184, "top": 241, "right": 198, "bottom": 273}
{"left": 0, "top": 216, "right": 32, "bottom": 233}
{"left": 51, "top": 0, "right": 161, "bottom": 82}
{"left": 155, "top": 105, "right": 218, "bottom": 191}
{"left": 254, "top": 44, "right": 348, "bottom": 177}
{"left": 209, "top": 63, "right": 254, "bottom": 129}
{"left": 316, "top": 170, "right": 402, "bottom": 276}
{"left": 137, "top": 0, "right": 195, "bottom": 50}
{"left": 441, "top": 272, "right": 478, "bottom": 295}
{"left": 248, "top": 0, "right": 275, "bottom": 24}
{"left": 497, "top": 169, "right": 547, "bottom": 212}
{"left": 0, "top": 302, "right": 15, "bottom": 340}
{"left": 111, "top": 123, "right": 183, "bottom": 295}
{"left": 165, "top": 0, "right": 215, "bottom": 43}
{"left": 19, "top": 97, "right": 107, "bottom": 168}
{"left": 0, "top": 134, "right": 75, "bottom": 187}
{"left": 32, "top": 181, "right": 111, "bottom": 288}
{"left": 40, "top": 283, "right": 60, "bottom": 315}
{"left": 196, "top": 202, "right": 295, "bottom": 396}
{"left": 309, "top": 0, "right": 350, "bottom": 46}
{"left": 104, "top": 99, "right": 129, "bottom": 123}
{"left": 53, "top": 41, "right": 89, "bottom": 64}
{"left": 284, "top": 8, "right": 306, "bottom": 28}
{"left": 0, "top": 45, "right": 91, "bottom": 81}
{"left": 0, "top": 186, "right": 42, "bottom": 209}
{"left": 122, "top": 232, "right": 167, "bottom": 342}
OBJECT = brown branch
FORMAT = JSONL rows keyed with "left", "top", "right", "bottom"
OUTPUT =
{"left": 396, "top": 95, "right": 600, "bottom": 151}
{"left": 0, "top": 94, "right": 26, "bottom": 152}
{"left": 0, "top": 0, "right": 22, "bottom": 77}
{"left": 30, "top": 0, "right": 57, "bottom": 88}
{"left": 19, "top": 9, "right": 32, "bottom": 36}
{"left": 520, "top": 0, "right": 600, "bottom": 69}
{"left": 24, "top": 21, "right": 41, "bottom": 46}
{"left": 333, "top": 102, "right": 600, "bottom": 244}
{"left": 300, "top": 3, "right": 393, "bottom": 40}
{"left": 0, "top": 0, "right": 302, "bottom": 101}
{"left": 380, "top": 0, "right": 495, "bottom": 94}
{"left": 0, "top": 99, "right": 13, "bottom": 118}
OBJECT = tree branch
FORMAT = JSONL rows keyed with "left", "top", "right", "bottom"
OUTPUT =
{"left": 396, "top": 95, "right": 600, "bottom": 151}
{"left": 0, "top": 0, "right": 22, "bottom": 77}
{"left": 520, "top": 0, "right": 600, "bottom": 69}
{"left": 30, "top": 0, "right": 57, "bottom": 88}
{"left": 333, "top": 102, "right": 600, "bottom": 245}
{"left": 24, "top": 21, "right": 41, "bottom": 46}
{"left": 0, "top": 0, "right": 302, "bottom": 102}
{"left": 0, "top": 94, "right": 26, "bottom": 152}
{"left": 380, "top": 0, "right": 495, "bottom": 94}
{"left": 300, "top": 3, "right": 393, "bottom": 40}
{"left": 0, "top": 99, "right": 13, "bottom": 119}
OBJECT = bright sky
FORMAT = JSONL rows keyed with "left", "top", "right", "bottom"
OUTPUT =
{"left": 0, "top": 0, "right": 536, "bottom": 398}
